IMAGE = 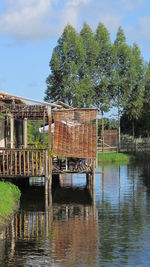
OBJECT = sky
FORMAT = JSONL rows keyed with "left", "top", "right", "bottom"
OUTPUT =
{"left": 0, "top": 0, "right": 150, "bottom": 102}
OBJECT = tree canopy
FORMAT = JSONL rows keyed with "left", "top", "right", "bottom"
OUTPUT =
{"left": 45, "top": 23, "right": 149, "bottom": 138}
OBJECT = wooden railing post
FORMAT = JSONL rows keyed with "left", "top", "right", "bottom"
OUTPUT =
{"left": 47, "top": 106, "right": 52, "bottom": 191}
{"left": 10, "top": 115, "right": 14, "bottom": 149}
{"left": 0, "top": 148, "right": 45, "bottom": 178}
{"left": 23, "top": 118, "right": 27, "bottom": 148}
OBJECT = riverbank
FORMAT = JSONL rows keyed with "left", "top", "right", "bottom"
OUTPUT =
{"left": 0, "top": 182, "right": 21, "bottom": 227}
{"left": 98, "top": 152, "right": 150, "bottom": 164}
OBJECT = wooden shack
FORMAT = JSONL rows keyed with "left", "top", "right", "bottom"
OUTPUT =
{"left": 0, "top": 92, "right": 98, "bottom": 191}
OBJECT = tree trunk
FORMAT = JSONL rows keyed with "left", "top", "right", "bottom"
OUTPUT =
{"left": 118, "top": 102, "right": 121, "bottom": 152}
{"left": 101, "top": 110, "right": 104, "bottom": 153}
{"left": 132, "top": 118, "right": 135, "bottom": 141}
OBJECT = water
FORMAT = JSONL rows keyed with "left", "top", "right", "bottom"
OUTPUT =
{"left": 0, "top": 163, "right": 150, "bottom": 266}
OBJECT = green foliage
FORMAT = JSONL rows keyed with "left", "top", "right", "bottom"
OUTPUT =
{"left": 45, "top": 22, "right": 149, "bottom": 138}
{"left": 140, "top": 62, "right": 150, "bottom": 134}
{"left": 121, "top": 60, "right": 149, "bottom": 137}
{"left": 0, "top": 182, "right": 21, "bottom": 224}
{"left": 94, "top": 23, "right": 113, "bottom": 114}
{"left": 45, "top": 24, "right": 87, "bottom": 107}
{"left": 98, "top": 118, "right": 118, "bottom": 134}
{"left": 122, "top": 43, "right": 145, "bottom": 137}
{"left": 98, "top": 152, "right": 132, "bottom": 163}
{"left": 28, "top": 120, "right": 48, "bottom": 147}
{"left": 113, "top": 27, "right": 132, "bottom": 106}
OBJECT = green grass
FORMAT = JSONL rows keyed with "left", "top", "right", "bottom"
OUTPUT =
{"left": 0, "top": 182, "right": 21, "bottom": 225}
{"left": 98, "top": 151, "right": 150, "bottom": 164}
{"left": 98, "top": 152, "right": 133, "bottom": 163}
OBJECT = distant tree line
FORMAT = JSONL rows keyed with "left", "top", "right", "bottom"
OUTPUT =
{"left": 45, "top": 23, "right": 150, "bottom": 140}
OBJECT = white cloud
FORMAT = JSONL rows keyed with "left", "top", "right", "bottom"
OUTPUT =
{"left": 138, "top": 17, "right": 150, "bottom": 39}
{"left": 66, "top": 0, "right": 91, "bottom": 7}
{"left": 0, "top": 0, "right": 148, "bottom": 43}
{"left": 120, "top": 0, "right": 146, "bottom": 11}
{"left": 126, "top": 16, "right": 150, "bottom": 44}
{"left": 0, "top": 0, "right": 52, "bottom": 40}
{"left": 60, "top": 7, "right": 78, "bottom": 29}
{"left": 60, "top": 0, "right": 91, "bottom": 31}
{"left": 0, "top": 0, "right": 92, "bottom": 40}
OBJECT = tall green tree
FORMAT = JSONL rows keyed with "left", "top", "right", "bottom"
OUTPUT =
{"left": 45, "top": 24, "right": 86, "bottom": 106}
{"left": 123, "top": 43, "right": 145, "bottom": 139}
{"left": 80, "top": 23, "right": 98, "bottom": 78}
{"left": 141, "top": 62, "right": 150, "bottom": 135}
{"left": 76, "top": 23, "right": 98, "bottom": 107}
{"left": 113, "top": 27, "right": 131, "bottom": 150}
{"left": 94, "top": 23, "right": 113, "bottom": 149}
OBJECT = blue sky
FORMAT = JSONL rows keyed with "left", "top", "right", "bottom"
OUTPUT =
{"left": 0, "top": 0, "right": 150, "bottom": 101}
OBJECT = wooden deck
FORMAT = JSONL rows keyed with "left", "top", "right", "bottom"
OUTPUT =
{"left": 0, "top": 149, "right": 94, "bottom": 178}
{"left": 0, "top": 148, "right": 47, "bottom": 178}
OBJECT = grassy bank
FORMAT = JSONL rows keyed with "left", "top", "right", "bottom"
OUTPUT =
{"left": 98, "top": 152, "right": 132, "bottom": 164}
{"left": 98, "top": 152, "right": 150, "bottom": 164}
{"left": 0, "top": 182, "right": 21, "bottom": 226}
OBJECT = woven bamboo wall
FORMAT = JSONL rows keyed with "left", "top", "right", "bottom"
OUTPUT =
{"left": 101, "top": 130, "right": 118, "bottom": 147}
{"left": 53, "top": 109, "right": 97, "bottom": 159}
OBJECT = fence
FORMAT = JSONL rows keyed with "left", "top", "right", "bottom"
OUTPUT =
{"left": 98, "top": 136, "right": 150, "bottom": 153}
{"left": 0, "top": 148, "right": 48, "bottom": 177}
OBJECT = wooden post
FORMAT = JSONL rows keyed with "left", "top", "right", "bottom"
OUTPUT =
{"left": 23, "top": 118, "right": 27, "bottom": 148}
{"left": 10, "top": 115, "right": 14, "bottom": 149}
{"left": 45, "top": 177, "right": 48, "bottom": 195}
{"left": 48, "top": 107, "right": 52, "bottom": 150}
{"left": 86, "top": 173, "right": 90, "bottom": 189}
{"left": 47, "top": 106, "right": 52, "bottom": 192}
{"left": 5, "top": 116, "right": 8, "bottom": 148}
{"left": 17, "top": 120, "right": 23, "bottom": 147}
{"left": 43, "top": 108, "right": 46, "bottom": 144}
{"left": 65, "top": 157, "right": 68, "bottom": 171}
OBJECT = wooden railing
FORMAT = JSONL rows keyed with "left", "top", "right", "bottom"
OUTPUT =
{"left": 0, "top": 148, "right": 48, "bottom": 177}
{"left": 97, "top": 139, "right": 118, "bottom": 152}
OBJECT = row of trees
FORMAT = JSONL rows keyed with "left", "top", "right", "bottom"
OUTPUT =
{"left": 45, "top": 22, "right": 149, "bottom": 140}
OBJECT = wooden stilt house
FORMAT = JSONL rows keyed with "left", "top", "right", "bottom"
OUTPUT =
{"left": 0, "top": 92, "right": 98, "bottom": 186}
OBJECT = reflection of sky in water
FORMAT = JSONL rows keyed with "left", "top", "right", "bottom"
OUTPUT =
{"left": 95, "top": 165, "right": 146, "bottom": 207}
{"left": 1, "top": 163, "right": 150, "bottom": 267}
{"left": 69, "top": 173, "right": 86, "bottom": 188}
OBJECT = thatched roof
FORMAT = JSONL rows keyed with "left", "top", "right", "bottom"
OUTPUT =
{"left": 0, "top": 92, "right": 27, "bottom": 106}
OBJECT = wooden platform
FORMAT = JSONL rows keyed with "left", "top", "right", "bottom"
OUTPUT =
{"left": 0, "top": 148, "right": 47, "bottom": 178}
{"left": 0, "top": 148, "right": 94, "bottom": 178}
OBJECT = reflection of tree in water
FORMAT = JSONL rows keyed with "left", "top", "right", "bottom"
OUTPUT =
{"left": 140, "top": 162, "right": 150, "bottom": 218}
{"left": 98, "top": 164, "right": 146, "bottom": 265}
{"left": 0, "top": 184, "right": 98, "bottom": 267}
{"left": 1, "top": 164, "right": 149, "bottom": 266}
{"left": 141, "top": 162, "right": 150, "bottom": 189}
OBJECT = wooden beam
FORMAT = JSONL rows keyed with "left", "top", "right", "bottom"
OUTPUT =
{"left": 23, "top": 118, "right": 27, "bottom": 148}
{"left": 48, "top": 106, "right": 52, "bottom": 190}
{"left": 48, "top": 107, "right": 52, "bottom": 150}
{"left": 10, "top": 115, "right": 14, "bottom": 149}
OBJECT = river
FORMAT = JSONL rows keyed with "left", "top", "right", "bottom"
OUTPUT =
{"left": 0, "top": 163, "right": 150, "bottom": 266}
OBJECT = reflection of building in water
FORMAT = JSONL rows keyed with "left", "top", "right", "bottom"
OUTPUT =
{"left": 50, "top": 181, "right": 98, "bottom": 267}
{"left": 0, "top": 183, "right": 98, "bottom": 267}
{"left": 51, "top": 204, "right": 98, "bottom": 267}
